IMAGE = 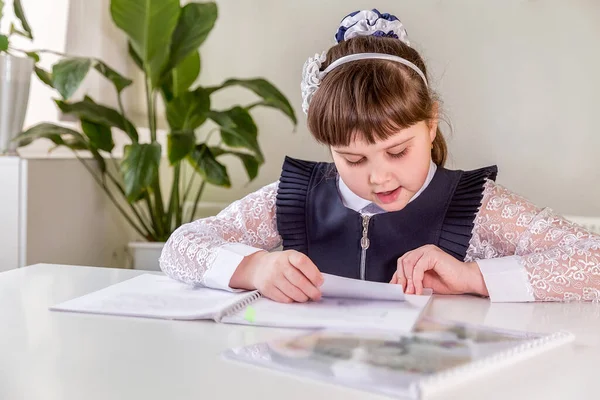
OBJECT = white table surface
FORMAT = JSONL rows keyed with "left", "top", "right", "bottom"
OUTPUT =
{"left": 1, "top": 264, "right": 598, "bottom": 400}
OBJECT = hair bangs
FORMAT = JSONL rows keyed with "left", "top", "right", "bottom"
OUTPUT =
{"left": 308, "top": 59, "right": 431, "bottom": 147}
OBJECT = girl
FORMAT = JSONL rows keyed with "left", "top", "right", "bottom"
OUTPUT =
{"left": 159, "top": 9, "right": 600, "bottom": 303}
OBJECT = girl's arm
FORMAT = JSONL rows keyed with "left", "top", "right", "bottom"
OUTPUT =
{"left": 159, "top": 182, "right": 282, "bottom": 289}
{"left": 467, "top": 181, "right": 600, "bottom": 302}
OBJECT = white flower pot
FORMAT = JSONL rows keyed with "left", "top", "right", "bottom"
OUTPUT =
{"left": 0, "top": 54, "right": 34, "bottom": 154}
{"left": 127, "top": 242, "right": 165, "bottom": 271}
{"left": 126, "top": 202, "right": 228, "bottom": 271}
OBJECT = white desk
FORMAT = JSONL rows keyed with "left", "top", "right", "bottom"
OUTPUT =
{"left": 1, "top": 264, "right": 598, "bottom": 400}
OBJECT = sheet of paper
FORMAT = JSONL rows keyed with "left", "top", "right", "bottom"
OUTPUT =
{"left": 222, "top": 274, "right": 432, "bottom": 332}
{"left": 50, "top": 274, "right": 248, "bottom": 320}
{"left": 320, "top": 273, "right": 432, "bottom": 301}
{"left": 222, "top": 294, "right": 431, "bottom": 333}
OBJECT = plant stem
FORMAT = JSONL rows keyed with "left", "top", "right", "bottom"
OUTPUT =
{"left": 107, "top": 155, "right": 152, "bottom": 228}
{"left": 75, "top": 155, "right": 149, "bottom": 240}
{"left": 246, "top": 101, "right": 264, "bottom": 110}
{"left": 153, "top": 91, "right": 158, "bottom": 141}
{"left": 181, "top": 164, "right": 197, "bottom": 211}
{"left": 144, "top": 74, "right": 166, "bottom": 238}
{"left": 166, "top": 163, "right": 180, "bottom": 233}
{"left": 105, "top": 170, "right": 156, "bottom": 237}
{"left": 116, "top": 92, "right": 135, "bottom": 141}
{"left": 25, "top": 48, "right": 70, "bottom": 58}
{"left": 188, "top": 180, "right": 206, "bottom": 223}
{"left": 177, "top": 164, "right": 187, "bottom": 228}
{"left": 145, "top": 77, "right": 157, "bottom": 142}
{"left": 144, "top": 193, "right": 162, "bottom": 239}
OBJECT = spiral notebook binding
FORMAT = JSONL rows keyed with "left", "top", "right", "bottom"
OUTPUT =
{"left": 416, "top": 330, "right": 575, "bottom": 399}
{"left": 214, "top": 290, "right": 262, "bottom": 322}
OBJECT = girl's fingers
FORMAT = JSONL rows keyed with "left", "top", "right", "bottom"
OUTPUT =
{"left": 395, "top": 258, "right": 407, "bottom": 290}
{"left": 403, "top": 250, "right": 425, "bottom": 294}
{"left": 284, "top": 265, "right": 321, "bottom": 301}
{"left": 287, "top": 251, "right": 323, "bottom": 287}
{"left": 411, "top": 255, "right": 434, "bottom": 295}
{"left": 275, "top": 276, "right": 310, "bottom": 303}
{"left": 265, "top": 285, "right": 294, "bottom": 303}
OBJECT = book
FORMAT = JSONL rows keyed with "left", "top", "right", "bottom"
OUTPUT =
{"left": 223, "top": 317, "right": 574, "bottom": 399}
{"left": 50, "top": 273, "right": 432, "bottom": 332}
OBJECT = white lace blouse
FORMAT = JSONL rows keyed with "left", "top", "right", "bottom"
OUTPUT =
{"left": 159, "top": 173, "right": 600, "bottom": 302}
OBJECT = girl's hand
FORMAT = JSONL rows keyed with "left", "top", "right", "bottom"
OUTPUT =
{"left": 230, "top": 250, "right": 323, "bottom": 303}
{"left": 390, "top": 245, "right": 489, "bottom": 296}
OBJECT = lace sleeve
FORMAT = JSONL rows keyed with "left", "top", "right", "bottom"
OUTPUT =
{"left": 467, "top": 181, "right": 600, "bottom": 301}
{"left": 159, "top": 182, "right": 282, "bottom": 285}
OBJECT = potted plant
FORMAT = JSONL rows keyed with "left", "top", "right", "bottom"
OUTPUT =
{"left": 0, "top": 0, "right": 37, "bottom": 154}
{"left": 14, "top": 0, "right": 296, "bottom": 270}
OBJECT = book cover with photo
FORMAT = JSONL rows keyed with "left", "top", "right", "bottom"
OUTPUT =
{"left": 223, "top": 317, "right": 574, "bottom": 399}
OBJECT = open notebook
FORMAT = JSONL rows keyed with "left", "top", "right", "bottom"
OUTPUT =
{"left": 50, "top": 273, "right": 432, "bottom": 332}
{"left": 224, "top": 317, "right": 575, "bottom": 399}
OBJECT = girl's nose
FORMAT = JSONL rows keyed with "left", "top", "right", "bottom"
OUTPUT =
{"left": 369, "top": 166, "right": 392, "bottom": 186}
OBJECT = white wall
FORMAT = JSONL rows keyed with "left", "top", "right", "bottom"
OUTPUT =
{"left": 196, "top": 0, "right": 600, "bottom": 216}
{"left": 25, "top": 159, "right": 133, "bottom": 268}
{"left": 20, "top": 0, "right": 600, "bottom": 218}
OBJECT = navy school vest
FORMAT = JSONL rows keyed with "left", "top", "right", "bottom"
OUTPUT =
{"left": 275, "top": 157, "right": 498, "bottom": 283}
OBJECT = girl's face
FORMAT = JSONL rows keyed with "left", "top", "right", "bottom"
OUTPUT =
{"left": 331, "top": 120, "right": 437, "bottom": 212}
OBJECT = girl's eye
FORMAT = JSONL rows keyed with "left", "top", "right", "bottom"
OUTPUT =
{"left": 389, "top": 148, "right": 409, "bottom": 159}
{"left": 346, "top": 157, "right": 366, "bottom": 167}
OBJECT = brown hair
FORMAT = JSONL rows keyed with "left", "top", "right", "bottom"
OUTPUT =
{"left": 307, "top": 36, "right": 447, "bottom": 166}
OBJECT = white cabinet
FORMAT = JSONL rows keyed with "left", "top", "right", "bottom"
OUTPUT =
{"left": 0, "top": 156, "right": 134, "bottom": 272}
{"left": 0, "top": 157, "right": 25, "bottom": 271}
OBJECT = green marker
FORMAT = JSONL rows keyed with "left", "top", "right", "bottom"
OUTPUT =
{"left": 244, "top": 306, "right": 256, "bottom": 323}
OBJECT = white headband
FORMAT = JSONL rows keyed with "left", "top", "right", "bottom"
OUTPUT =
{"left": 301, "top": 52, "right": 428, "bottom": 114}
{"left": 322, "top": 52, "right": 427, "bottom": 85}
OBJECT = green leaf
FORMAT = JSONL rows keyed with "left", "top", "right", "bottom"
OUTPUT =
{"left": 52, "top": 58, "right": 93, "bottom": 99}
{"left": 34, "top": 66, "right": 53, "bottom": 88}
{"left": 212, "top": 148, "right": 260, "bottom": 181}
{"left": 166, "top": 88, "right": 210, "bottom": 131}
{"left": 209, "top": 107, "right": 263, "bottom": 162}
{"left": 160, "top": 80, "right": 174, "bottom": 103}
{"left": 128, "top": 41, "right": 143, "bottom": 70}
{"left": 60, "top": 137, "right": 90, "bottom": 151}
{"left": 110, "top": 0, "right": 180, "bottom": 87}
{"left": 15, "top": 122, "right": 110, "bottom": 169}
{"left": 187, "top": 144, "right": 230, "bottom": 187}
{"left": 208, "top": 78, "right": 297, "bottom": 125}
{"left": 167, "top": 130, "right": 195, "bottom": 165}
{"left": 13, "top": 123, "right": 76, "bottom": 147}
{"left": 14, "top": 123, "right": 108, "bottom": 172}
{"left": 94, "top": 61, "right": 132, "bottom": 93}
{"left": 56, "top": 98, "right": 139, "bottom": 142}
{"left": 13, "top": 0, "right": 33, "bottom": 39}
{"left": 25, "top": 51, "right": 39, "bottom": 62}
{"left": 120, "top": 142, "right": 162, "bottom": 202}
{"left": 172, "top": 51, "right": 200, "bottom": 98}
{"left": 10, "top": 22, "right": 29, "bottom": 39}
{"left": 81, "top": 119, "right": 115, "bottom": 152}
{"left": 233, "top": 152, "right": 259, "bottom": 180}
{"left": 164, "top": 2, "right": 216, "bottom": 74}
{"left": 0, "top": 35, "right": 8, "bottom": 52}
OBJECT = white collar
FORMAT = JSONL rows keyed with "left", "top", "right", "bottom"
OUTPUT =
{"left": 338, "top": 161, "right": 438, "bottom": 212}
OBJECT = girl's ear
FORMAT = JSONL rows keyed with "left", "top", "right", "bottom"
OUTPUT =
{"left": 428, "top": 102, "right": 439, "bottom": 143}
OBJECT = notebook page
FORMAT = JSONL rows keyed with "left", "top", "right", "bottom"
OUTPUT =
{"left": 221, "top": 293, "right": 431, "bottom": 332}
{"left": 223, "top": 324, "right": 573, "bottom": 399}
{"left": 50, "top": 274, "right": 251, "bottom": 320}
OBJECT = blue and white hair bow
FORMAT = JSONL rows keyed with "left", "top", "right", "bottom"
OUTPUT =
{"left": 301, "top": 9, "right": 425, "bottom": 115}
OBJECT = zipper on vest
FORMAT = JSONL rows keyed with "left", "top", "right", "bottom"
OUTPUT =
{"left": 359, "top": 214, "right": 371, "bottom": 280}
